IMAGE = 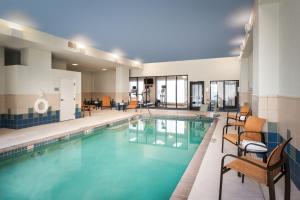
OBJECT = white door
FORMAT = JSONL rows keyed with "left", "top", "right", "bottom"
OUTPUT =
{"left": 60, "top": 79, "right": 76, "bottom": 121}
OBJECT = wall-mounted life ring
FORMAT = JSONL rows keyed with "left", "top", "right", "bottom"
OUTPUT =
{"left": 34, "top": 98, "right": 49, "bottom": 114}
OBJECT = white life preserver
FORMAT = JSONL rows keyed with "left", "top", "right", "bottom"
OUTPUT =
{"left": 34, "top": 98, "right": 49, "bottom": 114}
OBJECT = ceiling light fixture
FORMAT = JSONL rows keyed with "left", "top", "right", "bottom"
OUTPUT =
{"left": 7, "top": 21, "right": 23, "bottom": 31}
{"left": 111, "top": 49, "right": 124, "bottom": 62}
{"left": 72, "top": 63, "right": 78, "bottom": 66}
{"left": 102, "top": 68, "right": 107, "bottom": 71}
{"left": 76, "top": 42, "right": 86, "bottom": 49}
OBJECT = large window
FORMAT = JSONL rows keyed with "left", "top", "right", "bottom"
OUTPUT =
{"left": 129, "top": 75, "right": 188, "bottom": 109}
{"left": 137, "top": 78, "right": 144, "bottom": 102}
{"left": 167, "top": 76, "right": 176, "bottom": 108}
{"left": 156, "top": 77, "right": 167, "bottom": 108}
{"left": 177, "top": 76, "right": 188, "bottom": 108}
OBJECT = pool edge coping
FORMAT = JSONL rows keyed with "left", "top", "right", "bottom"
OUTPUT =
{"left": 0, "top": 114, "right": 142, "bottom": 157}
{"left": 170, "top": 117, "right": 218, "bottom": 200}
{"left": 0, "top": 113, "right": 213, "bottom": 161}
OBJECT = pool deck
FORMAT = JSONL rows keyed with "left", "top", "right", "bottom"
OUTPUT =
{"left": 188, "top": 115, "right": 300, "bottom": 200}
{"left": 0, "top": 109, "right": 299, "bottom": 199}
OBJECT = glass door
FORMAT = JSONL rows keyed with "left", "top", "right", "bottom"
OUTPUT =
{"left": 224, "top": 81, "right": 238, "bottom": 109}
{"left": 156, "top": 77, "right": 167, "bottom": 108}
{"left": 190, "top": 81, "right": 204, "bottom": 110}
{"left": 177, "top": 76, "right": 188, "bottom": 109}
{"left": 217, "top": 81, "right": 224, "bottom": 109}
{"left": 167, "top": 76, "right": 177, "bottom": 108}
{"left": 210, "top": 80, "right": 239, "bottom": 111}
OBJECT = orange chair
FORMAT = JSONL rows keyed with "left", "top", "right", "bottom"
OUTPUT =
{"left": 219, "top": 138, "right": 292, "bottom": 200}
{"left": 101, "top": 96, "right": 112, "bottom": 109}
{"left": 222, "top": 116, "right": 266, "bottom": 154}
{"left": 227, "top": 105, "right": 251, "bottom": 123}
{"left": 127, "top": 100, "right": 138, "bottom": 111}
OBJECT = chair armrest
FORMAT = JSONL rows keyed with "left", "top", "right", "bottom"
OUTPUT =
{"left": 221, "top": 154, "right": 267, "bottom": 170}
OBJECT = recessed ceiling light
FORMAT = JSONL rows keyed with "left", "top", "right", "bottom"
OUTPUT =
{"left": 72, "top": 63, "right": 78, "bottom": 66}
{"left": 102, "top": 68, "right": 107, "bottom": 71}
{"left": 133, "top": 59, "right": 142, "bottom": 65}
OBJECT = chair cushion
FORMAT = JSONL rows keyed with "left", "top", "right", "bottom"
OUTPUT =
{"left": 240, "top": 140, "right": 268, "bottom": 153}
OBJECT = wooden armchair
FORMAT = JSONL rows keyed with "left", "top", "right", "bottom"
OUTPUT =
{"left": 227, "top": 105, "right": 251, "bottom": 123}
{"left": 219, "top": 138, "right": 292, "bottom": 200}
{"left": 222, "top": 116, "right": 266, "bottom": 154}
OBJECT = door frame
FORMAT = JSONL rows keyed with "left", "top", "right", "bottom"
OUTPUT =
{"left": 189, "top": 81, "right": 204, "bottom": 110}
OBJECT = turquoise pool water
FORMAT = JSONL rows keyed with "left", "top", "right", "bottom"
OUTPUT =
{"left": 0, "top": 117, "right": 212, "bottom": 200}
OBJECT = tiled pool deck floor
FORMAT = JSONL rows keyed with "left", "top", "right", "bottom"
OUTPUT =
{"left": 188, "top": 116, "right": 300, "bottom": 200}
{"left": 0, "top": 109, "right": 299, "bottom": 199}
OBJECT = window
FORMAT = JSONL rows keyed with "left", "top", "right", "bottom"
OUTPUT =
{"left": 5, "top": 48, "right": 21, "bottom": 66}
{"left": 177, "top": 76, "right": 188, "bottom": 108}
{"left": 129, "top": 75, "right": 188, "bottom": 109}
{"left": 138, "top": 78, "right": 144, "bottom": 102}
{"left": 167, "top": 76, "right": 176, "bottom": 108}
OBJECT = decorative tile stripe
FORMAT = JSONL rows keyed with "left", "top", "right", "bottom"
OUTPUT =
{"left": 0, "top": 108, "right": 82, "bottom": 129}
{"left": 0, "top": 117, "right": 135, "bottom": 161}
{"left": 1, "top": 110, "right": 60, "bottom": 129}
{"left": 75, "top": 107, "right": 81, "bottom": 119}
{"left": 266, "top": 131, "right": 300, "bottom": 190}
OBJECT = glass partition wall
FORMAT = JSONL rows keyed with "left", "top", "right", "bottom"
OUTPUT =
{"left": 177, "top": 76, "right": 188, "bottom": 109}
{"left": 210, "top": 80, "right": 239, "bottom": 111}
{"left": 129, "top": 75, "right": 188, "bottom": 109}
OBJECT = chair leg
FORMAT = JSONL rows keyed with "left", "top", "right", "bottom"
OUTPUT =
{"left": 219, "top": 164, "right": 225, "bottom": 200}
{"left": 221, "top": 126, "right": 226, "bottom": 153}
{"left": 242, "top": 174, "right": 245, "bottom": 183}
{"left": 237, "top": 147, "right": 241, "bottom": 177}
{"left": 221, "top": 137, "right": 224, "bottom": 153}
{"left": 267, "top": 172, "right": 276, "bottom": 200}
{"left": 226, "top": 118, "right": 229, "bottom": 133}
{"left": 284, "top": 162, "right": 291, "bottom": 200}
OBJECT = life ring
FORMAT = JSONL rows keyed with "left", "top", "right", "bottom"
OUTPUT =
{"left": 34, "top": 98, "right": 49, "bottom": 114}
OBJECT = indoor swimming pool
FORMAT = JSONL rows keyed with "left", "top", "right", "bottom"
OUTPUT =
{"left": 0, "top": 116, "right": 212, "bottom": 200}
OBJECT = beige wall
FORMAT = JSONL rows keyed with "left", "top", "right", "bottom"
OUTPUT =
{"left": 250, "top": 0, "right": 300, "bottom": 149}
{"left": 130, "top": 57, "right": 241, "bottom": 104}
{"left": 81, "top": 72, "right": 94, "bottom": 100}
{"left": 21, "top": 48, "right": 52, "bottom": 69}
{"left": 81, "top": 70, "right": 117, "bottom": 101}
{"left": 93, "top": 70, "right": 116, "bottom": 100}
{"left": 277, "top": 0, "right": 300, "bottom": 149}
{"left": 2, "top": 65, "right": 81, "bottom": 114}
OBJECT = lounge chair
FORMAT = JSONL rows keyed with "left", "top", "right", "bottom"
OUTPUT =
{"left": 101, "top": 96, "right": 112, "bottom": 109}
{"left": 221, "top": 116, "right": 266, "bottom": 154}
{"left": 127, "top": 100, "right": 138, "bottom": 111}
{"left": 219, "top": 138, "right": 292, "bottom": 200}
